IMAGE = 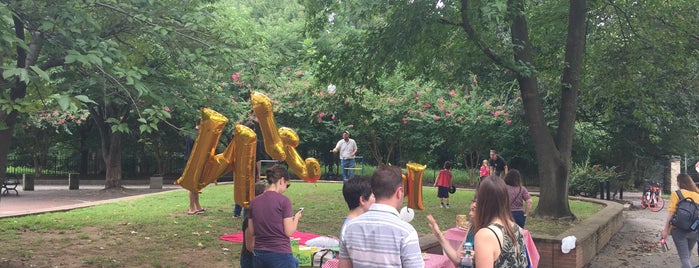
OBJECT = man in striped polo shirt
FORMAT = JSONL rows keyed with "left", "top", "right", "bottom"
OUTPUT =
{"left": 338, "top": 166, "right": 424, "bottom": 268}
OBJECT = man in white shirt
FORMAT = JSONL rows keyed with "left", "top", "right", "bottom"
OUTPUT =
{"left": 331, "top": 130, "right": 358, "bottom": 182}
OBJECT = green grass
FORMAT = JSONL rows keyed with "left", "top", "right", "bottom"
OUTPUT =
{"left": 0, "top": 181, "right": 601, "bottom": 267}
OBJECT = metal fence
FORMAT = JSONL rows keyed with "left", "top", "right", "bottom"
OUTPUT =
{"left": 6, "top": 153, "right": 187, "bottom": 178}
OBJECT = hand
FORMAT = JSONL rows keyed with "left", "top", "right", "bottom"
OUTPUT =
{"left": 426, "top": 215, "right": 442, "bottom": 237}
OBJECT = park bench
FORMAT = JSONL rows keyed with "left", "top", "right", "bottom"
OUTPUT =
{"left": 2, "top": 177, "right": 19, "bottom": 196}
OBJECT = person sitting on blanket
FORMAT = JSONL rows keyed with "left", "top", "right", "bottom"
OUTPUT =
{"left": 427, "top": 199, "right": 477, "bottom": 266}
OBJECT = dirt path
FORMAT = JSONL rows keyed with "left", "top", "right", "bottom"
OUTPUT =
{"left": 588, "top": 199, "right": 696, "bottom": 267}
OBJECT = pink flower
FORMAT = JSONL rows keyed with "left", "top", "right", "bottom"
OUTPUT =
{"left": 317, "top": 118, "right": 323, "bottom": 123}
{"left": 402, "top": 118, "right": 408, "bottom": 125}
{"left": 457, "top": 117, "right": 462, "bottom": 122}
{"left": 331, "top": 114, "right": 336, "bottom": 120}
{"left": 497, "top": 105, "right": 503, "bottom": 109}
{"left": 60, "top": 119, "right": 66, "bottom": 124}
{"left": 449, "top": 89, "right": 457, "bottom": 97}
{"left": 420, "top": 112, "right": 425, "bottom": 117}
{"left": 445, "top": 112, "right": 451, "bottom": 117}
{"left": 423, "top": 104, "right": 432, "bottom": 109}
{"left": 438, "top": 105, "right": 445, "bottom": 111}
{"left": 349, "top": 124, "right": 354, "bottom": 128}
{"left": 493, "top": 111, "right": 500, "bottom": 117}
{"left": 506, "top": 119, "right": 512, "bottom": 125}
{"left": 319, "top": 91, "right": 325, "bottom": 97}
{"left": 246, "top": 83, "right": 251, "bottom": 88}
{"left": 318, "top": 112, "right": 326, "bottom": 118}
{"left": 407, "top": 109, "right": 413, "bottom": 114}
{"left": 231, "top": 72, "right": 242, "bottom": 81}
{"left": 164, "top": 107, "right": 171, "bottom": 112}
{"left": 438, "top": 98, "right": 444, "bottom": 104}
{"left": 433, "top": 115, "right": 440, "bottom": 120}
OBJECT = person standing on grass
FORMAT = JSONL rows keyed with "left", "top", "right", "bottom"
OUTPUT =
{"left": 504, "top": 169, "right": 533, "bottom": 228}
{"left": 245, "top": 165, "right": 303, "bottom": 268}
{"left": 184, "top": 119, "right": 205, "bottom": 215}
{"left": 661, "top": 173, "right": 699, "bottom": 268}
{"left": 433, "top": 161, "right": 454, "bottom": 208}
{"left": 488, "top": 150, "right": 508, "bottom": 177}
{"left": 480, "top": 159, "right": 491, "bottom": 180}
{"left": 331, "top": 130, "right": 358, "bottom": 182}
{"left": 339, "top": 165, "right": 424, "bottom": 268}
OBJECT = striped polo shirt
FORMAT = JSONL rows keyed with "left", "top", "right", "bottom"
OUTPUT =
{"left": 339, "top": 203, "right": 424, "bottom": 268}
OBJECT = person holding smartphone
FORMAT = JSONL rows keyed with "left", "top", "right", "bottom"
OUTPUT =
{"left": 245, "top": 165, "right": 303, "bottom": 268}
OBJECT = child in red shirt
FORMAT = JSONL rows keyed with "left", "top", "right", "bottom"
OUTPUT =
{"left": 433, "top": 161, "right": 453, "bottom": 208}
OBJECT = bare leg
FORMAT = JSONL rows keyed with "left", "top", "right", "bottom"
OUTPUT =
{"left": 189, "top": 191, "right": 203, "bottom": 213}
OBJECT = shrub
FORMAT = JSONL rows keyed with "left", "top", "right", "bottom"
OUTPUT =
{"left": 569, "top": 160, "right": 621, "bottom": 197}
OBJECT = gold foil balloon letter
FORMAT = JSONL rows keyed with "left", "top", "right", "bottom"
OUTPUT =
{"left": 279, "top": 127, "right": 321, "bottom": 182}
{"left": 406, "top": 163, "right": 426, "bottom": 210}
{"left": 251, "top": 92, "right": 286, "bottom": 161}
{"left": 176, "top": 108, "right": 229, "bottom": 193}
{"left": 233, "top": 124, "right": 257, "bottom": 208}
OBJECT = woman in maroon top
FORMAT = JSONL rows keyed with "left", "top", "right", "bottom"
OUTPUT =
{"left": 245, "top": 165, "right": 303, "bottom": 268}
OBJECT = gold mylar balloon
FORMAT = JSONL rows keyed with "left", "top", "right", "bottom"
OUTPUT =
{"left": 233, "top": 124, "right": 257, "bottom": 208}
{"left": 251, "top": 91, "right": 286, "bottom": 161}
{"left": 176, "top": 108, "right": 229, "bottom": 193}
{"left": 406, "top": 163, "right": 426, "bottom": 210}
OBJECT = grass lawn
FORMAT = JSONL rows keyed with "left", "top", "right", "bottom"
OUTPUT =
{"left": 0, "top": 181, "right": 601, "bottom": 267}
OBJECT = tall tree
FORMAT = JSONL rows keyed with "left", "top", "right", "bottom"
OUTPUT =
{"left": 303, "top": 0, "right": 588, "bottom": 217}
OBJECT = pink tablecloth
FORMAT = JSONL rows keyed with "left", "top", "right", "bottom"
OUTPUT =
{"left": 322, "top": 253, "right": 455, "bottom": 268}
{"left": 444, "top": 227, "right": 540, "bottom": 268}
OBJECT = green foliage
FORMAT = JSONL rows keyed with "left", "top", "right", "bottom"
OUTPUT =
{"left": 568, "top": 159, "right": 621, "bottom": 197}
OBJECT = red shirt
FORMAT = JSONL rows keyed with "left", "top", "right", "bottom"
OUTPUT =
{"left": 436, "top": 169, "right": 452, "bottom": 187}
{"left": 480, "top": 165, "right": 490, "bottom": 177}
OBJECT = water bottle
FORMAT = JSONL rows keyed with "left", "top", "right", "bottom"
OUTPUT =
{"left": 461, "top": 241, "right": 473, "bottom": 268}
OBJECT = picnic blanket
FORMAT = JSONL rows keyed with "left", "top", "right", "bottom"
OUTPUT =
{"left": 220, "top": 231, "right": 322, "bottom": 245}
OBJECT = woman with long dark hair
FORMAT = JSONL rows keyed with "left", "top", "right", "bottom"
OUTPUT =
{"left": 503, "top": 169, "right": 533, "bottom": 228}
{"left": 473, "top": 175, "right": 527, "bottom": 268}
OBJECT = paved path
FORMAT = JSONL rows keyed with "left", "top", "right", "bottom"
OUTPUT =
{"left": 1, "top": 185, "right": 695, "bottom": 267}
{"left": 0, "top": 184, "right": 180, "bottom": 218}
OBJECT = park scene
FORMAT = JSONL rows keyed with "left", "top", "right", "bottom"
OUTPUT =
{"left": 1, "top": 0, "right": 698, "bottom": 267}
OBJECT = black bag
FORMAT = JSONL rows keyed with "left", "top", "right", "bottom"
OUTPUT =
{"left": 671, "top": 190, "right": 699, "bottom": 231}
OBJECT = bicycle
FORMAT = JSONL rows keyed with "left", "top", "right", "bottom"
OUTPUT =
{"left": 641, "top": 181, "right": 664, "bottom": 212}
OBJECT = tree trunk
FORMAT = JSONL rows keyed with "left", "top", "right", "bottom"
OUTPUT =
{"left": 508, "top": 0, "right": 586, "bottom": 218}
{"left": 104, "top": 131, "right": 122, "bottom": 189}
{"left": 0, "top": 16, "right": 28, "bottom": 179}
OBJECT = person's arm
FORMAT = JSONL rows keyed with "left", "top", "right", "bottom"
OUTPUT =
{"left": 283, "top": 209, "right": 303, "bottom": 237}
{"left": 245, "top": 218, "right": 255, "bottom": 252}
{"left": 474, "top": 227, "right": 500, "bottom": 268}
{"left": 661, "top": 192, "right": 677, "bottom": 240}
{"left": 427, "top": 215, "right": 464, "bottom": 265}
{"left": 525, "top": 197, "right": 533, "bottom": 217}
{"left": 338, "top": 258, "right": 353, "bottom": 268}
{"left": 331, "top": 140, "right": 340, "bottom": 153}
{"left": 350, "top": 140, "right": 357, "bottom": 156}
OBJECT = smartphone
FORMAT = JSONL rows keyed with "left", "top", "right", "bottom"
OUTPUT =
{"left": 297, "top": 207, "right": 304, "bottom": 213}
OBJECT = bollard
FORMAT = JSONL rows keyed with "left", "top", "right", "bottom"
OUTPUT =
{"left": 150, "top": 176, "right": 163, "bottom": 189}
{"left": 23, "top": 174, "right": 34, "bottom": 191}
{"left": 605, "top": 180, "right": 611, "bottom": 200}
{"left": 68, "top": 173, "right": 79, "bottom": 190}
{"left": 599, "top": 182, "right": 605, "bottom": 200}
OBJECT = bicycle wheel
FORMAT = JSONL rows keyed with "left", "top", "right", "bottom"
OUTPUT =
{"left": 649, "top": 194, "right": 665, "bottom": 212}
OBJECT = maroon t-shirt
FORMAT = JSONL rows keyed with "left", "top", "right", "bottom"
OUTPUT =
{"left": 249, "top": 191, "right": 293, "bottom": 253}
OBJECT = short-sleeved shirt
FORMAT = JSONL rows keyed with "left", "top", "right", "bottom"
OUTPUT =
{"left": 435, "top": 169, "right": 452, "bottom": 187}
{"left": 335, "top": 138, "right": 357, "bottom": 160}
{"left": 489, "top": 156, "right": 507, "bottom": 172}
{"left": 249, "top": 191, "right": 293, "bottom": 253}
{"left": 507, "top": 185, "right": 531, "bottom": 211}
{"left": 669, "top": 189, "right": 699, "bottom": 212}
{"left": 480, "top": 165, "right": 490, "bottom": 177}
{"left": 339, "top": 203, "right": 424, "bottom": 268}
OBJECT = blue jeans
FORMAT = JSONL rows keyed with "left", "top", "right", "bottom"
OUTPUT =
{"left": 341, "top": 158, "right": 356, "bottom": 182}
{"left": 234, "top": 205, "right": 248, "bottom": 218}
{"left": 253, "top": 250, "right": 298, "bottom": 268}
{"left": 512, "top": 211, "right": 526, "bottom": 228}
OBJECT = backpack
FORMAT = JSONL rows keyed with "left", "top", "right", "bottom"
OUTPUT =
{"left": 671, "top": 190, "right": 699, "bottom": 231}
